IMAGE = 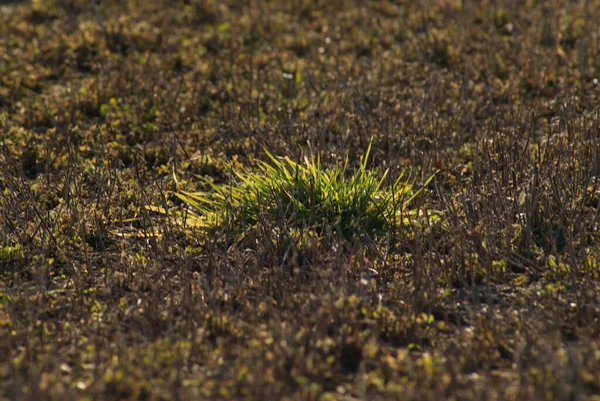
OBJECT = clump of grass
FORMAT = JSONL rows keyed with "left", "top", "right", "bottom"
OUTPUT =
{"left": 170, "top": 144, "right": 435, "bottom": 241}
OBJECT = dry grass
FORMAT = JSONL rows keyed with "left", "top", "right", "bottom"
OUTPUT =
{"left": 1, "top": 0, "right": 600, "bottom": 400}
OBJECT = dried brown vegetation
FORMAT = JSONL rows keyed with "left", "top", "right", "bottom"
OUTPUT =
{"left": 1, "top": 0, "right": 600, "bottom": 400}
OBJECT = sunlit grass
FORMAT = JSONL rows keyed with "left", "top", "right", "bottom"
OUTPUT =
{"left": 167, "top": 144, "right": 436, "bottom": 241}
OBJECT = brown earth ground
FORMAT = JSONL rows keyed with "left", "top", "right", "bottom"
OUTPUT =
{"left": 1, "top": 1, "right": 600, "bottom": 400}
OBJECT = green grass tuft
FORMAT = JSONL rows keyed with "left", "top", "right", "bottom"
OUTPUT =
{"left": 172, "top": 144, "right": 435, "bottom": 241}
